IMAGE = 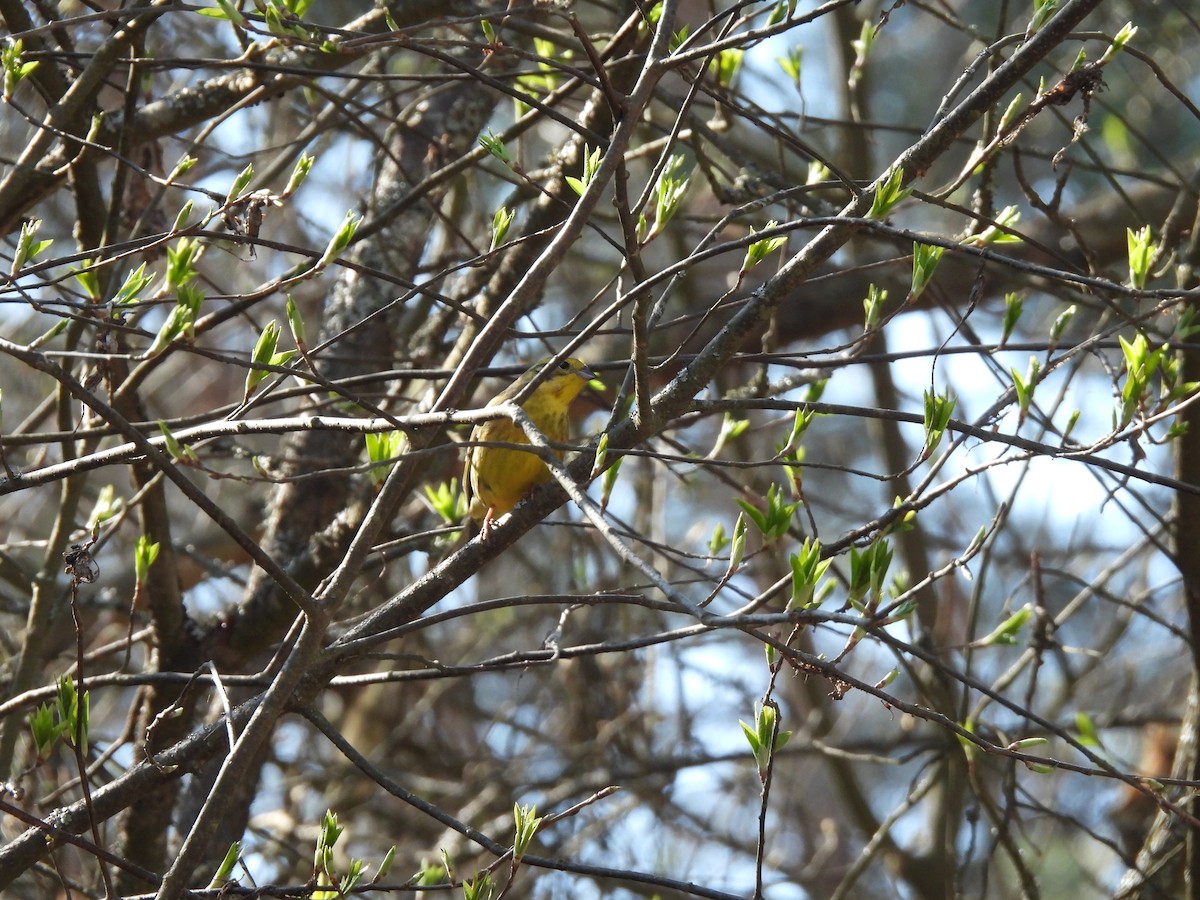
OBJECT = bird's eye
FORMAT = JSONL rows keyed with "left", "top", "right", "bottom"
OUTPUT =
{"left": 558, "top": 361, "right": 570, "bottom": 370}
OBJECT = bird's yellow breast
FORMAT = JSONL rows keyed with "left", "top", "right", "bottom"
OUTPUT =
{"left": 469, "top": 414, "right": 567, "bottom": 517}
{"left": 465, "top": 358, "right": 594, "bottom": 522}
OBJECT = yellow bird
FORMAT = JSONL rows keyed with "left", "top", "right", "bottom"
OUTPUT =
{"left": 465, "top": 357, "right": 597, "bottom": 537}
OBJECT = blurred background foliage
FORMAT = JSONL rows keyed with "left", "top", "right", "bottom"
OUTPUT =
{"left": 0, "top": 0, "right": 1198, "bottom": 897}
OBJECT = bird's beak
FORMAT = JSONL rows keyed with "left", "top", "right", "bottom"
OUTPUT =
{"left": 579, "top": 364, "right": 598, "bottom": 381}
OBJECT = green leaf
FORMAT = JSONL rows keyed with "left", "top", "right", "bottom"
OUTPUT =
{"left": 515, "top": 37, "right": 561, "bottom": 99}
{"left": 862, "top": 284, "right": 886, "bottom": 331}
{"left": 204, "top": 0, "right": 246, "bottom": 25}
{"left": 373, "top": 846, "right": 396, "bottom": 883}
{"left": 1008, "top": 736, "right": 1049, "bottom": 750}
{"left": 868, "top": 165, "right": 910, "bottom": 218}
{"left": 977, "top": 604, "right": 1032, "bottom": 646}
{"left": 312, "top": 809, "right": 346, "bottom": 899}
{"left": 463, "top": 871, "right": 495, "bottom": 900}
{"left": 997, "top": 93, "right": 1024, "bottom": 134}
{"left": 1075, "top": 711, "right": 1101, "bottom": 747}
{"left": 885, "top": 496, "right": 917, "bottom": 537}
{"left": 911, "top": 242, "right": 945, "bottom": 298}
{"left": 776, "top": 404, "right": 816, "bottom": 458}
{"left": 736, "top": 484, "right": 799, "bottom": 544}
{"left": 590, "top": 431, "right": 610, "bottom": 479}
{"left": 646, "top": 154, "right": 691, "bottom": 240}
{"left": 1049, "top": 304, "right": 1076, "bottom": 345}
{"left": 922, "top": 389, "right": 956, "bottom": 458}
{"left": 286, "top": 296, "right": 307, "bottom": 351}
{"left": 157, "top": 420, "right": 198, "bottom": 464}
{"left": 513, "top": 802, "right": 543, "bottom": 859}
{"left": 134, "top": 534, "right": 160, "bottom": 583}
{"left": 1001, "top": 292, "right": 1024, "bottom": 346}
{"left": 566, "top": 144, "right": 603, "bottom": 197}
{"left": 87, "top": 485, "right": 123, "bottom": 530}
{"left": 251, "top": 320, "right": 281, "bottom": 362}
{"left": 788, "top": 538, "right": 830, "bottom": 609}
{"left": 424, "top": 479, "right": 465, "bottom": 523}
{"left": 1101, "top": 22, "right": 1138, "bottom": 64}
{"left": 845, "top": 539, "right": 894, "bottom": 609}
{"left": 707, "top": 522, "right": 729, "bottom": 557}
{"left": 724, "top": 512, "right": 747, "bottom": 572}
{"left": 147, "top": 284, "right": 204, "bottom": 355}
{"left": 478, "top": 132, "right": 512, "bottom": 164}
{"left": 599, "top": 454, "right": 622, "bottom": 512}
{"left": 1026, "top": 0, "right": 1059, "bottom": 36}
{"left": 851, "top": 20, "right": 876, "bottom": 68}
{"left": 1011, "top": 358, "right": 1039, "bottom": 426}
{"left": 957, "top": 717, "right": 977, "bottom": 760}
{"left": 169, "top": 155, "right": 197, "bottom": 180}
{"left": 318, "top": 211, "right": 362, "bottom": 268}
{"left": 11, "top": 218, "right": 52, "bottom": 275}
{"left": 777, "top": 45, "right": 802, "bottom": 83}
{"left": 739, "top": 717, "right": 763, "bottom": 763}
{"left": 283, "top": 153, "right": 314, "bottom": 197}
{"left": 670, "top": 23, "right": 690, "bottom": 52}
{"left": 55, "top": 675, "right": 88, "bottom": 754}
{"left": 1127, "top": 225, "right": 1155, "bottom": 289}
{"left": 2, "top": 39, "right": 40, "bottom": 99}
{"left": 171, "top": 199, "right": 195, "bottom": 233}
{"left": 245, "top": 321, "right": 290, "bottom": 398}
{"left": 225, "top": 163, "right": 254, "bottom": 204}
{"left": 207, "top": 842, "right": 242, "bottom": 889}
{"left": 113, "top": 263, "right": 155, "bottom": 305}
{"left": 365, "top": 430, "right": 405, "bottom": 484}
{"left": 767, "top": 0, "right": 797, "bottom": 26}
{"left": 741, "top": 220, "right": 787, "bottom": 272}
{"left": 1118, "top": 332, "right": 1165, "bottom": 427}
{"left": 166, "top": 237, "right": 202, "bottom": 288}
{"left": 740, "top": 703, "right": 791, "bottom": 774}
{"left": 72, "top": 259, "right": 102, "bottom": 301}
{"left": 414, "top": 859, "right": 446, "bottom": 886}
{"left": 709, "top": 47, "right": 744, "bottom": 88}
{"left": 964, "top": 205, "right": 1022, "bottom": 246}
{"left": 490, "top": 206, "right": 515, "bottom": 251}
{"left": 28, "top": 702, "right": 66, "bottom": 759}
